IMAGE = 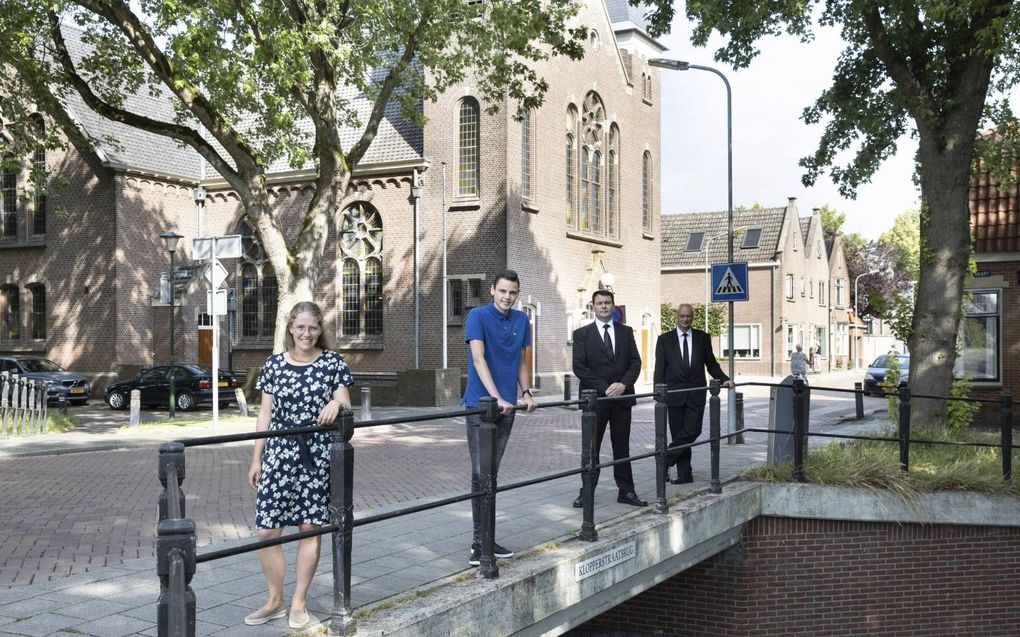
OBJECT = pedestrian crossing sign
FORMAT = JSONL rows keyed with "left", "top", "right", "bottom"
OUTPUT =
{"left": 711, "top": 262, "right": 749, "bottom": 302}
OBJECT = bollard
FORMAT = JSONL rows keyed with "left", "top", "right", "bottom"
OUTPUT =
{"left": 130, "top": 390, "right": 142, "bottom": 428}
{"left": 579, "top": 389, "right": 598, "bottom": 542}
{"left": 477, "top": 397, "right": 500, "bottom": 579}
{"left": 854, "top": 381, "right": 865, "bottom": 419}
{"left": 26, "top": 380, "right": 36, "bottom": 434}
{"left": 653, "top": 383, "right": 669, "bottom": 514}
{"left": 792, "top": 377, "right": 806, "bottom": 482}
{"left": 57, "top": 393, "right": 68, "bottom": 417}
{"left": 563, "top": 373, "right": 573, "bottom": 402}
{"left": 1001, "top": 392, "right": 1013, "bottom": 482}
{"left": 898, "top": 386, "right": 911, "bottom": 473}
{"left": 233, "top": 387, "right": 248, "bottom": 417}
{"left": 734, "top": 392, "right": 745, "bottom": 444}
{"left": 329, "top": 409, "right": 357, "bottom": 636}
{"left": 360, "top": 386, "right": 372, "bottom": 421}
{"left": 15, "top": 377, "right": 26, "bottom": 435}
{"left": 1, "top": 371, "right": 9, "bottom": 439}
{"left": 156, "top": 518, "right": 196, "bottom": 637}
{"left": 40, "top": 382, "right": 49, "bottom": 433}
{"left": 709, "top": 380, "right": 722, "bottom": 494}
{"left": 158, "top": 442, "right": 187, "bottom": 522}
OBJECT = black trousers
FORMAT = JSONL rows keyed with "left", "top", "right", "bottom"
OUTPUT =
{"left": 582, "top": 402, "right": 635, "bottom": 493}
{"left": 666, "top": 401, "right": 706, "bottom": 479}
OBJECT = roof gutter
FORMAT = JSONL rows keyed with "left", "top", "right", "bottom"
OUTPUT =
{"left": 661, "top": 260, "right": 781, "bottom": 273}
{"left": 199, "top": 157, "right": 430, "bottom": 189}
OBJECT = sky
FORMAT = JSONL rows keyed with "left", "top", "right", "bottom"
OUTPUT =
{"left": 655, "top": 11, "right": 1017, "bottom": 241}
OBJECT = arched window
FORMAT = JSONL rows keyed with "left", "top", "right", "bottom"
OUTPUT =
{"left": 31, "top": 115, "right": 45, "bottom": 236}
{"left": 237, "top": 217, "right": 276, "bottom": 339}
{"left": 642, "top": 151, "right": 653, "bottom": 233}
{"left": 607, "top": 125, "right": 620, "bottom": 238}
{"left": 1, "top": 285, "right": 18, "bottom": 340}
{"left": 565, "top": 106, "right": 578, "bottom": 228}
{"left": 579, "top": 92, "right": 605, "bottom": 235}
{"left": 521, "top": 109, "right": 534, "bottom": 201}
{"left": 591, "top": 150, "right": 602, "bottom": 233}
{"left": 27, "top": 284, "right": 45, "bottom": 339}
{"left": 339, "top": 202, "right": 384, "bottom": 339}
{"left": 457, "top": 98, "right": 480, "bottom": 197}
{"left": 580, "top": 149, "right": 591, "bottom": 231}
{"left": 1, "top": 153, "right": 17, "bottom": 238}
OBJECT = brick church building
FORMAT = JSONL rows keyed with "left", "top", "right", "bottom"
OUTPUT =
{"left": 0, "top": 0, "right": 665, "bottom": 401}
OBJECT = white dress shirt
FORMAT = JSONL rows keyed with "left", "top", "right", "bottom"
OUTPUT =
{"left": 597, "top": 320, "right": 615, "bottom": 355}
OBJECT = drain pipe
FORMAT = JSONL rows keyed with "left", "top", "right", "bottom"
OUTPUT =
{"left": 411, "top": 169, "right": 422, "bottom": 369}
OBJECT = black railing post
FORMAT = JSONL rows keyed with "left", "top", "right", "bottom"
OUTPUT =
{"left": 329, "top": 409, "right": 356, "bottom": 636}
{"left": 158, "top": 442, "right": 186, "bottom": 522}
{"left": 1000, "top": 392, "right": 1013, "bottom": 482}
{"left": 579, "top": 389, "right": 599, "bottom": 542}
{"left": 898, "top": 386, "right": 911, "bottom": 473}
{"left": 734, "top": 391, "right": 745, "bottom": 444}
{"left": 478, "top": 397, "right": 499, "bottom": 579}
{"left": 709, "top": 379, "right": 722, "bottom": 494}
{"left": 792, "top": 377, "right": 806, "bottom": 482}
{"left": 653, "top": 383, "right": 668, "bottom": 514}
{"left": 156, "top": 518, "right": 196, "bottom": 637}
{"left": 855, "top": 381, "right": 864, "bottom": 419}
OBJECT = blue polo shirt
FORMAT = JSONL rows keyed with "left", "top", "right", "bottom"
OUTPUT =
{"left": 462, "top": 302, "right": 531, "bottom": 408}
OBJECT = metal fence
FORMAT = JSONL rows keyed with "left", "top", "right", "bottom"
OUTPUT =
{"left": 154, "top": 379, "right": 1017, "bottom": 636}
{"left": 0, "top": 371, "right": 51, "bottom": 439}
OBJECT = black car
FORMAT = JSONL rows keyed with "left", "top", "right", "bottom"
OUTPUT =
{"left": 0, "top": 355, "right": 91, "bottom": 405}
{"left": 106, "top": 364, "right": 239, "bottom": 411}
{"left": 863, "top": 354, "right": 910, "bottom": 396}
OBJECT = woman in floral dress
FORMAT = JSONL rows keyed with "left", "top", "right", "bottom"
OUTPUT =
{"left": 244, "top": 302, "right": 354, "bottom": 630}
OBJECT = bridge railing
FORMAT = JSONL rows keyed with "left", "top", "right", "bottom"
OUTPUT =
{"left": 154, "top": 378, "right": 1016, "bottom": 636}
{"left": 1, "top": 371, "right": 51, "bottom": 439}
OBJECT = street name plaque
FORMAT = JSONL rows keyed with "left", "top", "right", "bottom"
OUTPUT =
{"left": 574, "top": 541, "right": 636, "bottom": 582}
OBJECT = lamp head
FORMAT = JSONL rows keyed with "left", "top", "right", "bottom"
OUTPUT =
{"left": 160, "top": 230, "right": 183, "bottom": 254}
{"left": 648, "top": 58, "right": 690, "bottom": 71}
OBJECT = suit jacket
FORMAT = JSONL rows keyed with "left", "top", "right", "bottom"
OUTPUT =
{"left": 572, "top": 321, "right": 642, "bottom": 409}
{"left": 653, "top": 328, "right": 729, "bottom": 407}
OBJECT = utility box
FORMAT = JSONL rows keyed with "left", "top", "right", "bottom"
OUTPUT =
{"left": 767, "top": 375, "right": 811, "bottom": 465}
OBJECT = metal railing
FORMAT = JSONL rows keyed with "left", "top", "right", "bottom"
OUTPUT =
{"left": 154, "top": 378, "right": 1017, "bottom": 636}
{"left": 1, "top": 371, "right": 51, "bottom": 439}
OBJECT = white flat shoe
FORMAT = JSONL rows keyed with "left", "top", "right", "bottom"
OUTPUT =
{"left": 244, "top": 604, "right": 287, "bottom": 625}
{"left": 288, "top": 608, "right": 311, "bottom": 630}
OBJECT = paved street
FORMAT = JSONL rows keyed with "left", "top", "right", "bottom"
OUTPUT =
{"left": 0, "top": 372, "right": 891, "bottom": 635}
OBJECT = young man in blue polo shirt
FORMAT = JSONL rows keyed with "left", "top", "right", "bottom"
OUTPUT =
{"left": 463, "top": 269, "right": 537, "bottom": 566}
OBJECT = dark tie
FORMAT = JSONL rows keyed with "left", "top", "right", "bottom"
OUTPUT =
{"left": 682, "top": 332, "right": 690, "bottom": 367}
{"left": 603, "top": 324, "right": 614, "bottom": 360}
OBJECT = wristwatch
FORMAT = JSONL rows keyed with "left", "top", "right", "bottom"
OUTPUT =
{"left": 522, "top": 389, "right": 533, "bottom": 397}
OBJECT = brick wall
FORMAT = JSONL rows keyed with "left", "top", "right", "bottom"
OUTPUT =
{"left": 571, "top": 516, "right": 1020, "bottom": 637}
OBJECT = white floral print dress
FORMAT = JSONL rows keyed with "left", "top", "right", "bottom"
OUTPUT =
{"left": 254, "top": 350, "right": 354, "bottom": 528}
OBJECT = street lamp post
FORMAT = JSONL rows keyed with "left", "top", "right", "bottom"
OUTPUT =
{"left": 650, "top": 57, "right": 736, "bottom": 433}
{"left": 160, "top": 231, "right": 183, "bottom": 418}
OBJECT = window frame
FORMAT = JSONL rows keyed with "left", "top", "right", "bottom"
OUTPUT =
{"left": 27, "top": 283, "right": 45, "bottom": 340}
{"left": 457, "top": 98, "right": 480, "bottom": 198}
{"left": 2, "top": 284, "right": 20, "bottom": 341}
{"left": 338, "top": 202, "right": 384, "bottom": 343}
{"left": 720, "top": 323, "right": 762, "bottom": 359}
{"left": 955, "top": 289, "right": 1000, "bottom": 383}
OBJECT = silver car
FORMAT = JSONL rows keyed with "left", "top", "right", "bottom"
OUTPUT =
{"left": 0, "top": 356, "right": 92, "bottom": 405}
{"left": 863, "top": 354, "right": 909, "bottom": 396}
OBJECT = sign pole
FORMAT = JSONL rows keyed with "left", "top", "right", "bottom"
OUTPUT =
{"left": 211, "top": 246, "right": 220, "bottom": 428}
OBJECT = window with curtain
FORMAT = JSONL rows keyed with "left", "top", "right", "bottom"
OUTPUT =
{"left": 642, "top": 151, "right": 652, "bottom": 233}
{"left": 1, "top": 153, "right": 17, "bottom": 238}
{"left": 721, "top": 324, "right": 761, "bottom": 359}
{"left": 1, "top": 285, "right": 19, "bottom": 340}
{"left": 457, "top": 98, "right": 479, "bottom": 197}
{"left": 28, "top": 284, "right": 45, "bottom": 339}
{"left": 339, "top": 202, "right": 384, "bottom": 339}
{"left": 237, "top": 217, "right": 276, "bottom": 339}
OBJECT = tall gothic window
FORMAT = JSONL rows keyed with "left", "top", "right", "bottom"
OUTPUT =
{"left": 237, "top": 217, "right": 276, "bottom": 339}
{"left": 458, "top": 98, "right": 480, "bottom": 197}
{"left": 27, "top": 284, "right": 45, "bottom": 339}
{"left": 581, "top": 92, "right": 605, "bottom": 233}
{"left": 607, "top": 125, "right": 620, "bottom": 238}
{"left": 565, "top": 106, "right": 578, "bottom": 228}
{"left": 521, "top": 109, "right": 534, "bottom": 201}
{"left": 642, "top": 150, "right": 653, "bottom": 233}
{"left": 1, "top": 153, "right": 17, "bottom": 238}
{"left": 339, "top": 202, "right": 383, "bottom": 338}
{"left": 31, "top": 115, "right": 45, "bottom": 236}
{"left": 1, "top": 285, "right": 18, "bottom": 340}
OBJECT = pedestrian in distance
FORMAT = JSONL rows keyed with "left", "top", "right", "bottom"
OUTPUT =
{"left": 462, "top": 270, "right": 537, "bottom": 567}
{"left": 571, "top": 289, "right": 647, "bottom": 508}
{"left": 791, "top": 344, "right": 810, "bottom": 379}
{"left": 653, "top": 303, "right": 734, "bottom": 484}
{"left": 245, "top": 302, "right": 354, "bottom": 630}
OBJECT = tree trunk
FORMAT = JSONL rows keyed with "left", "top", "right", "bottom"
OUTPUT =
{"left": 908, "top": 131, "right": 975, "bottom": 426}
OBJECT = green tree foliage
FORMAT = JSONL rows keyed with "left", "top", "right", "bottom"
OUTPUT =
{"left": 0, "top": 0, "right": 585, "bottom": 347}
{"left": 638, "top": 0, "right": 1020, "bottom": 426}
{"left": 878, "top": 208, "right": 921, "bottom": 281}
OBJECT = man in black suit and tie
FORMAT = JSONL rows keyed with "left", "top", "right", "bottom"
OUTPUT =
{"left": 571, "top": 290, "right": 647, "bottom": 507}
{"left": 653, "top": 303, "right": 734, "bottom": 484}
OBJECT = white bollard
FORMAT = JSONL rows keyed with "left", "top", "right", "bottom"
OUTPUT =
{"left": 361, "top": 386, "right": 372, "bottom": 421}
{"left": 1, "top": 371, "right": 9, "bottom": 439}
{"left": 27, "top": 380, "right": 36, "bottom": 434}
{"left": 41, "top": 382, "right": 49, "bottom": 433}
{"left": 129, "top": 389, "right": 141, "bottom": 428}
{"left": 234, "top": 387, "right": 248, "bottom": 417}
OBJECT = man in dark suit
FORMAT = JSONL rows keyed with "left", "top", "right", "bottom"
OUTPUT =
{"left": 653, "top": 303, "right": 734, "bottom": 484}
{"left": 571, "top": 290, "right": 647, "bottom": 507}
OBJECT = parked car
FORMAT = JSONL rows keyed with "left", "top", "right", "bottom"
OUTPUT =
{"left": 105, "top": 364, "right": 239, "bottom": 411}
{"left": 863, "top": 354, "right": 910, "bottom": 396}
{"left": 0, "top": 355, "right": 91, "bottom": 405}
